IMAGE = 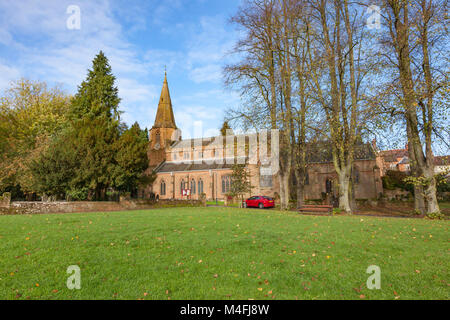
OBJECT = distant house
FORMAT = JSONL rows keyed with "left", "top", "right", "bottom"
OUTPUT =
{"left": 379, "top": 146, "right": 449, "bottom": 176}
{"left": 434, "top": 156, "right": 450, "bottom": 176}
{"left": 379, "top": 148, "right": 409, "bottom": 173}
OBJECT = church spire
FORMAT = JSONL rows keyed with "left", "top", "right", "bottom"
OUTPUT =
{"left": 153, "top": 71, "right": 176, "bottom": 129}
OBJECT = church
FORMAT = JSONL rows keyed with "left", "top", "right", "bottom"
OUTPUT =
{"left": 145, "top": 73, "right": 384, "bottom": 203}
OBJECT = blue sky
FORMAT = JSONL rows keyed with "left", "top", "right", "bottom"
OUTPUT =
{"left": 0, "top": 0, "right": 242, "bottom": 138}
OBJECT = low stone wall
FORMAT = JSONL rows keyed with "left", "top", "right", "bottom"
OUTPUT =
{"left": 383, "top": 189, "right": 411, "bottom": 201}
{"left": 0, "top": 197, "right": 205, "bottom": 215}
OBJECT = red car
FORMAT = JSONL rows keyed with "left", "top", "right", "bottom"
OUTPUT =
{"left": 243, "top": 196, "right": 275, "bottom": 209}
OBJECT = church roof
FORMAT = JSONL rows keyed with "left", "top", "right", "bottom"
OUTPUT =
{"left": 155, "top": 160, "right": 235, "bottom": 173}
{"left": 153, "top": 72, "right": 177, "bottom": 129}
{"left": 306, "top": 141, "right": 377, "bottom": 163}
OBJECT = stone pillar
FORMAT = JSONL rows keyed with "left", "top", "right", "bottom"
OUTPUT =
{"left": 0, "top": 192, "right": 11, "bottom": 208}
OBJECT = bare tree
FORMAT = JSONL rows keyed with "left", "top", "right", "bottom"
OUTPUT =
{"left": 375, "top": 0, "right": 448, "bottom": 215}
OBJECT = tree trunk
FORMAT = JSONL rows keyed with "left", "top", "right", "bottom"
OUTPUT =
{"left": 414, "top": 184, "right": 426, "bottom": 214}
{"left": 278, "top": 168, "right": 291, "bottom": 210}
{"left": 338, "top": 166, "right": 352, "bottom": 214}
{"left": 296, "top": 179, "right": 305, "bottom": 209}
{"left": 423, "top": 167, "right": 439, "bottom": 214}
{"left": 295, "top": 170, "right": 305, "bottom": 208}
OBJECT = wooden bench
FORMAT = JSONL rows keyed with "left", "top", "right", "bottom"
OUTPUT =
{"left": 298, "top": 204, "right": 333, "bottom": 215}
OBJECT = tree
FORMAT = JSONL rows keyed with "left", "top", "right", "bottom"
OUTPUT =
{"left": 31, "top": 52, "right": 154, "bottom": 200}
{"left": 70, "top": 51, "right": 121, "bottom": 120}
{"left": 112, "top": 122, "right": 150, "bottom": 194}
{"left": 375, "top": 0, "right": 448, "bottom": 215}
{"left": 0, "top": 79, "right": 70, "bottom": 198}
{"left": 228, "top": 164, "right": 253, "bottom": 206}
{"left": 30, "top": 129, "right": 79, "bottom": 198}
{"left": 220, "top": 121, "right": 234, "bottom": 136}
{"left": 67, "top": 51, "right": 121, "bottom": 199}
{"left": 225, "top": 0, "right": 301, "bottom": 210}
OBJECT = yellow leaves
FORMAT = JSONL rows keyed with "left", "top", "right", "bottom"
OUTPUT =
{"left": 326, "top": 255, "right": 331, "bottom": 259}
{"left": 25, "top": 237, "right": 30, "bottom": 240}
{"left": 257, "top": 288, "right": 263, "bottom": 291}
{"left": 10, "top": 272, "right": 15, "bottom": 276}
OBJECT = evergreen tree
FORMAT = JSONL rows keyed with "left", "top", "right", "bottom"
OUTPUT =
{"left": 31, "top": 52, "right": 152, "bottom": 200}
{"left": 70, "top": 51, "right": 121, "bottom": 120}
{"left": 112, "top": 122, "right": 149, "bottom": 194}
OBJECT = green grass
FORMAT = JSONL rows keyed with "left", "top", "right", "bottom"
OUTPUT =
{"left": 439, "top": 202, "right": 450, "bottom": 209}
{"left": 0, "top": 207, "right": 448, "bottom": 300}
{"left": 206, "top": 200, "right": 225, "bottom": 206}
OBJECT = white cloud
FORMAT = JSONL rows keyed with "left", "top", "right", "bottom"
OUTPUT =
{"left": 0, "top": 0, "right": 241, "bottom": 136}
{"left": 185, "top": 15, "right": 237, "bottom": 83}
{"left": 189, "top": 64, "right": 222, "bottom": 83}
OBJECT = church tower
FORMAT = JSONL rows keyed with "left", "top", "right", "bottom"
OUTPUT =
{"left": 148, "top": 72, "right": 180, "bottom": 167}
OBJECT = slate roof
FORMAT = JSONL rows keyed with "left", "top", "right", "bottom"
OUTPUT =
{"left": 379, "top": 149, "right": 409, "bottom": 162}
{"left": 306, "top": 141, "right": 377, "bottom": 163}
{"left": 434, "top": 155, "right": 450, "bottom": 166}
{"left": 155, "top": 158, "right": 245, "bottom": 173}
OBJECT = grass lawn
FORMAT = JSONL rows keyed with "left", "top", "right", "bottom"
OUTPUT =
{"left": 0, "top": 207, "right": 448, "bottom": 300}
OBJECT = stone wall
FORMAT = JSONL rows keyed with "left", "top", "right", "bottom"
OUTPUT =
{"left": 0, "top": 197, "right": 205, "bottom": 215}
{"left": 383, "top": 189, "right": 411, "bottom": 201}
{"left": 304, "top": 159, "right": 383, "bottom": 201}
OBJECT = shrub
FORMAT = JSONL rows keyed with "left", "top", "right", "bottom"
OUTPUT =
{"left": 66, "top": 188, "right": 89, "bottom": 201}
{"left": 382, "top": 170, "right": 413, "bottom": 192}
{"left": 426, "top": 211, "right": 445, "bottom": 220}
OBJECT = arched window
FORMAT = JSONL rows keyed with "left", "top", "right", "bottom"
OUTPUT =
{"left": 191, "top": 179, "right": 196, "bottom": 194}
{"left": 198, "top": 179, "right": 204, "bottom": 194}
{"left": 160, "top": 180, "right": 166, "bottom": 195}
{"left": 180, "top": 179, "right": 185, "bottom": 194}
{"left": 222, "top": 177, "right": 226, "bottom": 193}
{"left": 222, "top": 176, "right": 232, "bottom": 193}
{"left": 353, "top": 167, "right": 360, "bottom": 184}
{"left": 325, "top": 179, "right": 333, "bottom": 194}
